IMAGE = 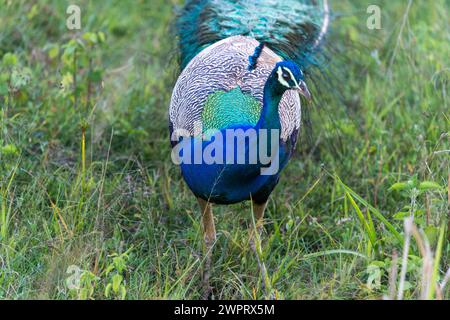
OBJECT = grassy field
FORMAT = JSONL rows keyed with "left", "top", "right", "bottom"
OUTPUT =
{"left": 0, "top": 0, "right": 448, "bottom": 300}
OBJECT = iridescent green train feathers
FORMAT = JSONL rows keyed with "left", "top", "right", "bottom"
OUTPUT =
{"left": 176, "top": 0, "right": 329, "bottom": 70}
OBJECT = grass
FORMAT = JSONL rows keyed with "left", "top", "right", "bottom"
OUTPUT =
{"left": 0, "top": 0, "right": 448, "bottom": 300}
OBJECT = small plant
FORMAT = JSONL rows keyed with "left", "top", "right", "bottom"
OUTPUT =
{"left": 389, "top": 177, "right": 446, "bottom": 242}
{"left": 104, "top": 247, "right": 133, "bottom": 300}
{"left": 78, "top": 270, "right": 100, "bottom": 300}
{"left": 66, "top": 266, "right": 100, "bottom": 300}
{"left": 59, "top": 31, "right": 106, "bottom": 229}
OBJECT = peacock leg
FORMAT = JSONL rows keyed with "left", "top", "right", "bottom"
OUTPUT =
{"left": 249, "top": 200, "right": 267, "bottom": 243}
{"left": 198, "top": 197, "right": 216, "bottom": 299}
{"left": 252, "top": 201, "right": 267, "bottom": 232}
{"left": 250, "top": 200, "right": 272, "bottom": 298}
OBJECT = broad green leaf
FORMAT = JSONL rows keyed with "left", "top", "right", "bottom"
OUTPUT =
{"left": 112, "top": 274, "right": 123, "bottom": 293}
{"left": 389, "top": 181, "right": 413, "bottom": 191}
{"left": 1, "top": 144, "right": 19, "bottom": 156}
{"left": 418, "top": 181, "right": 441, "bottom": 191}
{"left": 2, "top": 53, "right": 17, "bottom": 67}
{"left": 393, "top": 211, "right": 411, "bottom": 220}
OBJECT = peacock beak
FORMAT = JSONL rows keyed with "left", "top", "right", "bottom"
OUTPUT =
{"left": 296, "top": 81, "right": 311, "bottom": 101}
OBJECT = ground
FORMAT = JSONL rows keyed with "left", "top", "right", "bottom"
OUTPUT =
{"left": 0, "top": 0, "right": 448, "bottom": 299}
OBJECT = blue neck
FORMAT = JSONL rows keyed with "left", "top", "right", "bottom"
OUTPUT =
{"left": 256, "top": 74, "right": 284, "bottom": 131}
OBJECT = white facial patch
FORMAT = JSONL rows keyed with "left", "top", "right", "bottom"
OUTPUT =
{"left": 276, "top": 66, "right": 291, "bottom": 88}
{"left": 277, "top": 66, "right": 300, "bottom": 89}
{"left": 282, "top": 67, "right": 300, "bottom": 88}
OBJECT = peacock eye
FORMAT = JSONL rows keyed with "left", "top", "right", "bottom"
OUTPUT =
{"left": 282, "top": 73, "right": 290, "bottom": 80}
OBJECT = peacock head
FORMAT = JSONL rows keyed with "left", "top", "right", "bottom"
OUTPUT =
{"left": 272, "top": 61, "right": 311, "bottom": 101}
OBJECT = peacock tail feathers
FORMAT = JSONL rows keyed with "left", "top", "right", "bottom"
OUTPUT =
{"left": 176, "top": 0, "right": 329, "bottom": 70}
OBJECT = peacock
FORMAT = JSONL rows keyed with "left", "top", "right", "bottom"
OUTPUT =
{"left": 169, "top": 0, "right": 330, "bottom": 298}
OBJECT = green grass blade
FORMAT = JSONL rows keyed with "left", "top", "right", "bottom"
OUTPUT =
{"left": 428, "top": 222, "right": 446, "bottom": 300}
{"left": 346, "top": 192, "right": 377, "bottom": 247}
{"left": 303, "top": 249, "right": 368, "bottom": 260}
{"left": 334, "top": 175, "right": 403, "bottom": 243}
